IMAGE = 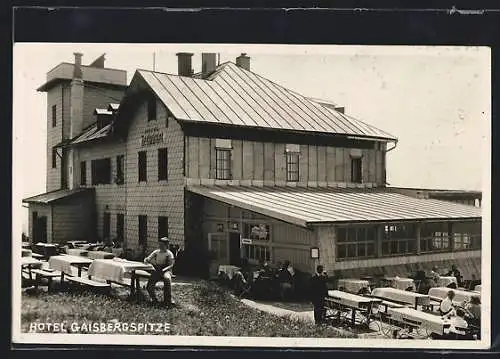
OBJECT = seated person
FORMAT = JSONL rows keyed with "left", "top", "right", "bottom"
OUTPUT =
{"left": 232, "top": 270, "right": 250, "bottom": 296}
{"left": 144, "top": 237, "right": 175, "bottom": 307}
{"left": 464, "top": 296, "right": 481, "bottom": 324}
{"left": 430, "top": 266, "right": 441, "bottom": 286}
{"left": 440, "top": 290, "right": 457, "bottom": 318}
{"left": 447, "top": 265, "right": 463, "bottom": 288}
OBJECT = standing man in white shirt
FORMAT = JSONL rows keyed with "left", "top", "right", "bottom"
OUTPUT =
{"left": 144, "top": 237, "right": 175, "bottom": 307}
{"left": 440, "top": 290, "right": 456, "bottom": 317}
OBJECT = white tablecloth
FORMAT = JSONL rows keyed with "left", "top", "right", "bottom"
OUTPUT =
{"left": 87, "top": 258, "right": 154, "bottom": 283}
{"left": 21, "top": 257, "right": 43, "bottom": 268}
{"left": 386, "top": 277, "right": 416, "bottom": 291}
{"left": 372, "top": 287, "right": 430, "bottom": 307}
{"left": 66, "top": 248, "right": 89, "bottom": 257}
{"left": 218, "top": 265, "right": 241, "bottom": 279}
{"left": 337, "top": 279, "right": 370, "bottom": 294}
{"left": 428, "top": 287, "right": 480, "bottom": 304}
{"left": 49, "top": 255, "right": 93, "bottom": 275}
{"left": 87, "top": 251, "right": 115, "bottom": 260}
{"left": 436, "top": 276, "right": 457, "bottom": 287}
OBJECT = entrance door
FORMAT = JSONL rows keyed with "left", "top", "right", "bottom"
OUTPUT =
{"left": 228, "top": 232, "right": 241, "bottom": 265}
{"left": 36, "top": 216, "right": 48, "bottom": 243}
{"left": 32, "top": 211, "right": 38, "bottom": 242}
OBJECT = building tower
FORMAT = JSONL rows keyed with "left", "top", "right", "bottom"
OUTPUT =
{"left": 37, "top": 53, "right": 128, "bottom": 191}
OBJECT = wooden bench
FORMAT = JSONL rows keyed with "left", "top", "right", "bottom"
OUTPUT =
{"left": 66, "top": 276, "right": 111, "bottom": 293}
{"left": 31, "top": 253, "right": 44, "bottom": 259}
{"left": 31, "top": 269, "right": 61, "bottom": 291}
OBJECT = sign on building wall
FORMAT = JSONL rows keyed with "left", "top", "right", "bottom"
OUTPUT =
{"left": 140, "top": 127, "right": 164, "bottom": 147}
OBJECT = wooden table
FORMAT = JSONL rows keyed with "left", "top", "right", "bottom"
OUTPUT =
{"left": 387, "top": 306, "right": 451, "bottom": 336}
{"left": 337, "top": 279, "right": 371, "bottom": 294}
{"left": 325, "top": 290, "right": 382, "bottom": 327}
{"left": 66, "top": 248, "right": 89, "bottom": 257}
{"left": 371, "top": 287, "right": 430, "bottom": 309}
{"left": 385, "top": 277, "right": 416, "bottom": 291}
{"left": 87, "top": 251, "right": 115, "bottom": 260}
{"left": 34, "top": 243, "right": 59, "bottom": 259}
{"left": 86, "top": 258, "right": 154, "bottom": 300}
{"left": 48, "top": 255, "right": 93, "bottom": 280}
{"left": 428, "top": 287, "right": 480, "bottom": 304}
{"left": 21, "top": 256, "right": 43, "bottom": 280}
{"left": 21, "top": 249, "right": 32, "bottom": 257}
{"left": 436, "top": 276, "right": 457, "bottom": 287}
{"left": 218, "top": 265, "right": 241, "bottom": 280}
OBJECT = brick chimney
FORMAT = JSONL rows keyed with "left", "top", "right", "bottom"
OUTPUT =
{"left": 73, "top": 52, "right": 83, "bottom": 79}
{"left": 176, "top": 52, "right": 193, "bottom": 77}
{"left": 236, "top": 53, "right": 250, "bottom": 71}
{"left": 201, "top": 53, "right": 217, "bottom": 78}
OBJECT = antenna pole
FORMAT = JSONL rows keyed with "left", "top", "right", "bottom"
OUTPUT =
{"left": 153, "top": 52, "right": 156, "bottom": 71}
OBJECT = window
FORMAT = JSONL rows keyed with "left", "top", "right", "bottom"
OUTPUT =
{"left": 138, "top": 215, "right": 147, "bottom": 246}
{"left": 116, "top": 155, "right": 124, "bottom": 185}
{"left": 52, "top": 147, "right": 57, "bottom": 168}
{"left": 138, "top": 151, "right": 147, "bottom": 182}
{"left": 336, "top": 226, "right": 377, "bottom": 260}
{"left": 158, "top": 148, "right": 168, "bottom": 181}
{"left": 158, "top": 216, "right": 169, "bottom": 238}
{"left": 243, "top": 223, "right": 270, "bottom": 241}
{"left": 116, "top": 214, "right": 124, "bottom": 243}
{"left": 382, "top": 223, "right": 417, "bottom": 256}
{"left": 351, "top": 157, "right": 362, "bottom": 183}
{"left": 103, "top": 212, "right": 110, "bottom": 240}
{"left": 148, "top": 96, "right": 157, "bottom": 122}
{"left": 420, "top": 222, "right": 450, "bottom": 252}
{"left": 286, "top": 151, "right": 299, "bottom": 182}
{"left": 453, "top": 221, "right": 481, "bottom": 250}
{"left": 52, "top": 105, "right": 57, "bottom": 127}
{"left": 243, "top": 244, "right": 270, "bottom": 263}
{"left": 215, "top": 149, "right": 232, "bottom": 180}
{"left": 80, "top": 161, "right": 87, "bottom": 185}
{"left": 91, "top": 158, "right": 112, "bottom": 185}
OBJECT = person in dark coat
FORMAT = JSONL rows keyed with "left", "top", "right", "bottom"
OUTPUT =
{"left": 310, "top": 265, "right": 328, "bottom": 325}
{"left": 447, "top": 265, "right": 463, "bottom": 287}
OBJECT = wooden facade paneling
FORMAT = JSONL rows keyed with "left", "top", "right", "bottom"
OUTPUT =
{"left": 253, "top": 142, "right": 264, "bottom": 181}
{"left": 186, "top": 136, "right": 383, "bottom": 187}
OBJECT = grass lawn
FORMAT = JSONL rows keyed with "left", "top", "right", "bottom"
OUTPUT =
{"left": 21, "top": 278, "right": 356, "bottom": 338}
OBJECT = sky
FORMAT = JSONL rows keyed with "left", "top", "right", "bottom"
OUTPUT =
{"left": 12, "top": 44, "right": 490, "bottom": 235}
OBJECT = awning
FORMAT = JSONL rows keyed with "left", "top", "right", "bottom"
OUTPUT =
{"left": 187, "top": 186, "right": 482, "bottom": 227}
{"left": 22, "top": 188, "right": 94, "bottom": 204}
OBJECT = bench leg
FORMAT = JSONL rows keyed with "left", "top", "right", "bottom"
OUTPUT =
{"left": 78, "top": 267, "right": 82, "bottom": 277}
{"left": 48, "top": 277, "right": 52, "bottom": 292}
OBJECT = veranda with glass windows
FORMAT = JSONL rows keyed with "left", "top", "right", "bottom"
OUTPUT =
{"left": 335, "top": 220, "right": 481, "bottom": 261}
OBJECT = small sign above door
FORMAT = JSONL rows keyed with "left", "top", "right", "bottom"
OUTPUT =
{"left": 241, "top": 238, "right": 252, "bottom": 244}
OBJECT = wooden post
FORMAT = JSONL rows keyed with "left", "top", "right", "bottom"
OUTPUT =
{"left": 449, "top": 222, "right": 454, "bottom": 252}
{"left": 416, "top": 222, "right": 421, "bottom": 255}
{"left": 376, "top": 225, "right": 383, "bottom": 258}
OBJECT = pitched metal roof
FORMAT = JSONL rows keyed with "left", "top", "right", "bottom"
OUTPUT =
{"left": 70, "top": 123, "right": 113, "bottom": 145}
{"left": 22, "top": 188, "right": 94, "bottom": 204}
{"left": 137, "top": 62, "right": 397, "bottom": 141}
{"left": 187, "top": 186, "right": 481, "bottom": 227}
